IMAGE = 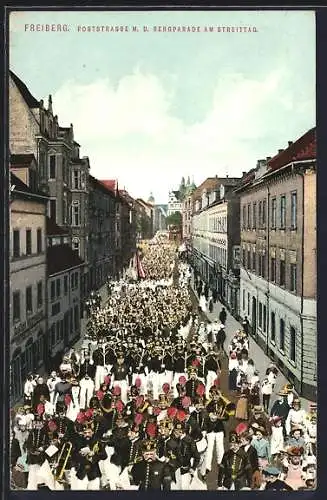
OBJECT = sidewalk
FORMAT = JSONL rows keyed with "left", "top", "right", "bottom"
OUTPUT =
{"left": 190, "top": 275, "right": 312, "bottom": 410}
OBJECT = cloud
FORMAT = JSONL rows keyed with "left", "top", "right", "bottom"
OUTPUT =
{"left": 49, "top": 67, "right": 315, "bottom": 203}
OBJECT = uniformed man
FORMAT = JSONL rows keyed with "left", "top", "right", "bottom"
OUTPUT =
{"left": 218, "top": 432, "right": 252, "bottom": 490}
{"left": 130, "top": 439, "right": 173, "bottom": 490}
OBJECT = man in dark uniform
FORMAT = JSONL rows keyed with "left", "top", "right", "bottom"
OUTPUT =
{"left": 70, "top": 420, "right": 107, "bottom": 490}
{"left": 25, "top": 412, "right": 50, "bottom": 489}
{"left": 219, "top": 307, "right": 227, "bottom": 325}
{"left": 173, "top": 421, "right": 200, "bottom": 489}
{"left": 110, "top": 351, "right": 131, "bottom": 404}
{"left": 131, "top": 439, "right": 173, "bottom": 490}
{"left": 185, "top": 367, "right": 202, "bottom": 401}
{"left": 218, "top": 432, "right": 252, "bottom": 490}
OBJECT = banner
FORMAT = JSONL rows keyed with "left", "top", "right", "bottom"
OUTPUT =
{"left": 136, "top": 250, "right": 146, "bottom": 279}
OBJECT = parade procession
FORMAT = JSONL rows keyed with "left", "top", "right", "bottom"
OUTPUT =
{"left": 9, "top": 241, "right": 317, "bottom": 492}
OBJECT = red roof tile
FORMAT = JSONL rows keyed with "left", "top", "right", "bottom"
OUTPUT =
{"left": 100, "top": 179, "right": 118, "bottom": 193}
{"left": 267, "top": 127, "right": 316, "bottom": 172}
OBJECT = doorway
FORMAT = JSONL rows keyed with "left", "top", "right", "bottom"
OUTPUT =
{"left": 252, "top": 296, "right": 257, "bottom": 339}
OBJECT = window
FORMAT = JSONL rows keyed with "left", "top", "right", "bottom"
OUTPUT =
{"left": 259, "top": 254, "right": 266, "bottom": 278}
{"left": 290, "top": 263, "right": 297, "bottom": 293}
{"left": 52, "top": 302, "right": 60, "bottom": 316}
{"left": 270, "top": 257, "right": 276, "bottom": 282}
{"left": 280, "top": 260, "right": 286, "bottom": 287}
{"left": 26, "top": 286, "right": 33, "bottom": 315}
{"left": 291, "top": 191, "right": 297, "bottom": 229}
{"left": 247, "top": 204, "right": 251, "bottom": 229}
{"left": 37, "top": 282, "right": 43, "bottom": 308}
{"left": 72, "top": 201, "right": 80, "bottom": 226}
{"left": 280, "top": 319, "right": 285, "bottom": 351}
{"left": 271, "top": 198, "right": 277, "bottom": 229}
{"left": 259, "top": 302, "right": 262, "bottom": 328}
{"left": 49, "top": 155, "right": 56, "bottom": 179}
{"left": 71, "top": 272, "right": 79, "bottom": 290}
{"left": 37, "top": 229, "right": 42, "bottom": 253}
{"left": 56, "top": 279, "right": 61, "bottom": 298}
{"left": 50, "top": 324, "right": 56, "bottom": 347}
{"left": 49, "top": 199, "right": 57, "bottom": 222}
{"left": 51, "top": 281, "right": 56, "bottom": 301}
{"left": 252, "top": 249, "right": 256, "bottom": 272}
{"left": 242, "top": 289, "right": 245, "bottom": 311}
{"left": 258, "top": 201, "right": 262, "bottom": 228}
{"left": 262, "top": 199, "right": 266, "bottom": 227}
{"left": 64, "top": 276, "right": 68, "bottom": 295}
{"left": 73, "top": 170, "right": 81, "bottom": 190}
{"left": 280, "top": 195, "right": 286, "bottom": 229}
{"left": 290, "top": 326, "right": 296, "bottom": 362}
{"left": 253, "top": 203, "right": 257, "bottom": 229}
{"left": 13, "top": 230, "right": 20, "bottom": 258}
{"left": 29, "top": 169, "right": 37, "bottom": 191}
{"left": 72, "top": 238, "right": 80, "bottom": 255}
{"left": 247, "top": 250, "right": 251, "bottom": 270}
{"left": 247, "top": 293, "right": 250, "bottom": 316}
{"left": 263, "top": 305, "right": 267, "bottom": 332}
{"left": 242, "top": 205, "right": 246, "bottom": 229}
{"left": 13, "top": 291, "right": 20, "bottom": 322}
{"left": 271, "top": 312, "right": 276, "bottom": 342}
{"left": 26, "top": 229, "right": 32, "bottom": 255}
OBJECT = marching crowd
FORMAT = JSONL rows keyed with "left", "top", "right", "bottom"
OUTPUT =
{"left": 10, "top": 242, "right": 317, "bottom": 491}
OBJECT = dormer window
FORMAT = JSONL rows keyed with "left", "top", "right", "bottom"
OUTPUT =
{"left": 220, "top": 184, "right": 225, "bottom": 199}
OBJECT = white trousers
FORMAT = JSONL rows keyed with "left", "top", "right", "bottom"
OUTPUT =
{"left": 161, "top": 370, "right": 174, "bottom": 389}
{"left": 95, "top": 365, "right": 108, "bottom": 391}
{"left": 205, "top": 371, "right": 217, "bottom": 398}
{"left": 149, "top": 372, "right": 162, "bottom": 401}
{"left": 113, "top": 380, "right": 128, "bottom": 404}
{"left": 27, "top": 461, "right": 55, "bottom": 490}
{"left": 132, "top": 373, "right": 148, "bottom": 395}
{"left": 70, "top": 469, "right": 100, "bottom": 490}
{"left": 79, "top": 381, "right": 95, "bottom": 409}
{"left": 201, "top": 431, "right": 224, "bottom": 474}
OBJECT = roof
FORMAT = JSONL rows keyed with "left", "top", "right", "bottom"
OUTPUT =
{"left": 47, "top": 244, "right": 84, "bottom": 276}
{"left": 172, "top": 190, "right": 182, "bottom": 201}
{"left": 99, "top": 179, "right": 118, "bottom": 195}
{"left": 10, "top": 70, "right": 40, "bottom": 108}
{"left": 89, "top": 176, "right": 116, "bottom": 197}
{"left": 46, "top": 217, "right": 69, "bottom": 237}
{"left": 192, "top": 177, "right": 220, "bottom": 201}
{"left": 10, "top": 172, "right": 48, "bottom": 201}
{"left": 266, "top": 127, "right": 316, "bottom": 172}
{"left": 10, "top": 153, "right": 36, "bottom": 167}
{"left": 136, "top": 198, "right": 153, "bottom": 209}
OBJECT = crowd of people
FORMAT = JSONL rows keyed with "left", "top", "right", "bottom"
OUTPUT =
{"left": 10, "top": 242, "right": 317, "bottom": 491}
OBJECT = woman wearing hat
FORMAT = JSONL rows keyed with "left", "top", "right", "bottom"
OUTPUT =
{"left": 285, "top": 399, "right": 307, "bottom": 437}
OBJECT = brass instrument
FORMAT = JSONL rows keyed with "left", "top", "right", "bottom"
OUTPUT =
{"left": 216, "top": 394, "right": 236, "bottom": 419}
{"left": 54, "top": 441, "right": 73, "bottom": 482}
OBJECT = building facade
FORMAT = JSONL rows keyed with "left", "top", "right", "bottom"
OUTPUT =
{"left": 191, "top": 176, "right": 241, "bottom": 314}
{"left": 89, "top": 176, "right": 116, "bottom": 288}
{"left": 167, "top": 190, "right": 182, "bottom": 216}
{"left": 236, "top": 128, "right": 317, "bottom": 400}
{"left": 10, "top": 173, "right": 48, "bottom": 405}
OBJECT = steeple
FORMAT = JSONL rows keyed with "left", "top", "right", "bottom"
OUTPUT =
{"left": 148, "top": 192, "right": 155, "bottom": 205}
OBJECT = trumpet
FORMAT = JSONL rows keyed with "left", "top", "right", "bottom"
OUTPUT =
{"left": 54, "top": 441, "right": 73, "bottom": 482}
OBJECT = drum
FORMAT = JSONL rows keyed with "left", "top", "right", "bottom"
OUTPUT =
{"left": 196, "top": 437, "right": 208, "bottom": 454}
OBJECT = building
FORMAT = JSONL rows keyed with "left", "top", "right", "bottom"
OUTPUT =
{"left": 153, "top": 205, "right": 167, "bottom": 234}
{"left": 136, "top": 199, "right": 154, "bottom": 239}
{"left": 118, "top": 190, "right": 137, "bottom": 273}
{"left": 89, "top": 176, "right": 117, "bottom": 287}
{"left": 235, "top": 128, "right": 316, "bottom": 400}
{"left": 9, "top": 70, "right": 89, "bottom": 297}
{"left": 10, "top": 172, "right": 48, "bottom": 405}
{"left": 182, "top": 179, "right": 197, "bottom": 242}
{"left": 167, "top": 190, "right": 182, "bottom": 216}
{"left": 191, "top": 176, "right": 242, "bottom": 313}
{"left": 46, "top": 219, "right": 84, "bottom": 369}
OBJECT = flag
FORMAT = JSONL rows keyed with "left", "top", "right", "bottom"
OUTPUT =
{"left": 136, "top": 250, "right": 146, "bottom": 279}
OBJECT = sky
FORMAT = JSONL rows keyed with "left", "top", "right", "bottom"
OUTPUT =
{"left": 9, "top": 10, "right": 315, "bottom": 204}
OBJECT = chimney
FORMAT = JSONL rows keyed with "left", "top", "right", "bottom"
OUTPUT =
{"left": 48, "top": 94, "right": 53, "bottom": 113}
{"left": 257, "top": 159, "right": 266, "bottom": 168}
{"left": 242, "top": 171, "right": 247, "bottom": 177}
{"left": 266, "top": 156, "right": 272, "bottom": 162}
{"left": 288, "top": 141, "right": 293, "bottom": 147}
{"left": 278, "top": 149, "right": 284, "bottom": 154}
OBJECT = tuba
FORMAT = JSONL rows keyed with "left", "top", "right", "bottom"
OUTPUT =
{"left": 217, "top": 394, "right": 236, "bottom": 419}
{"left": 54, "top": 441, "right": 73, "bottom": 482}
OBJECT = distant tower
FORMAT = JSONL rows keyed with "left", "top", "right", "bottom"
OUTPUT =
{"left": 148, "top": 192, "right": 155, "bottom": 205}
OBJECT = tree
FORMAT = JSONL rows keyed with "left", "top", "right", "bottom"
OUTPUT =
{"left": 166, "top": 211, "right": 182, "bottom": 228}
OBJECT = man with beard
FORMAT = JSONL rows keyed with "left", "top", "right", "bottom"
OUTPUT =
{"left": 218, "top": 432, "right": 252, "bottom": 490}
{"left": 131, "top": 439, "right": 173, "bottom": 490}
{"left": 70, "top": 420, "right": 107, "bottom": 490}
